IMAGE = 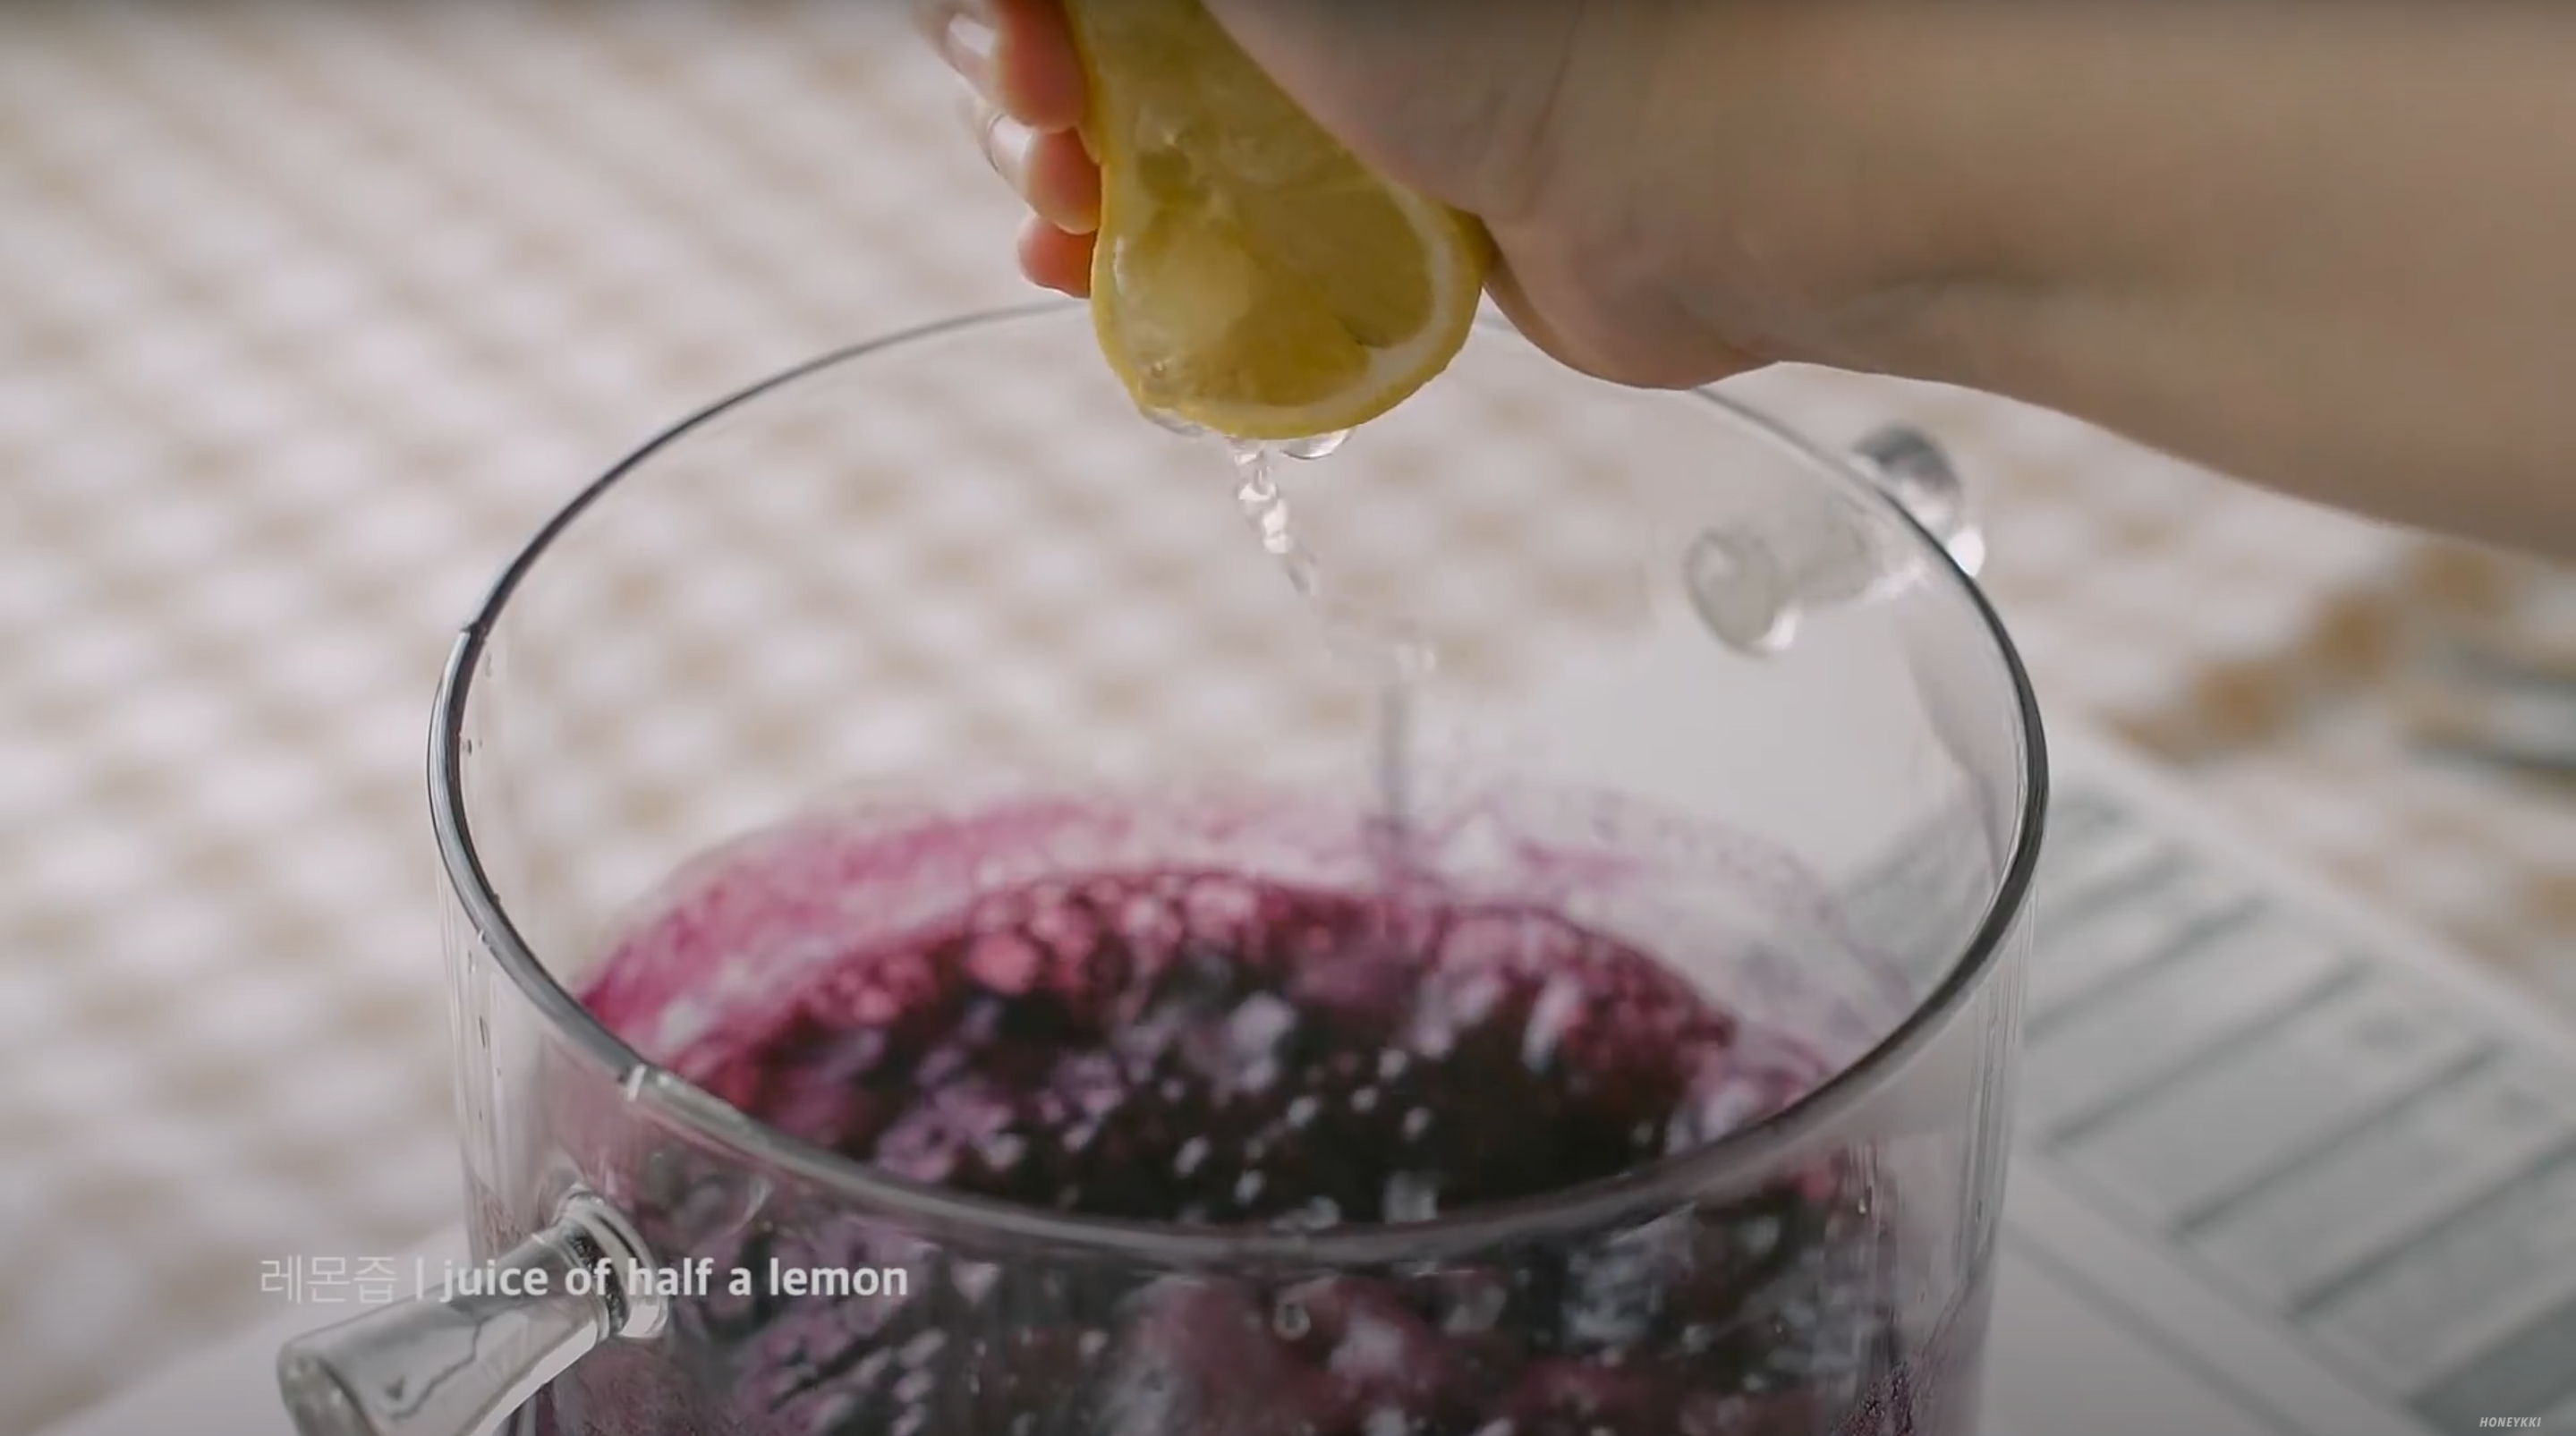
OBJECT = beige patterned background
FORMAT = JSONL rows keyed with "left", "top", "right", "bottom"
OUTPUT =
{"left": 2, "top": 4, "right": 2570, "bottom": 1433}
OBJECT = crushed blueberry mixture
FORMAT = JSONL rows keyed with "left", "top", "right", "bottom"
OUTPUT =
{"left": 564, "top": 861, "right": 1979, "bottom": 1436}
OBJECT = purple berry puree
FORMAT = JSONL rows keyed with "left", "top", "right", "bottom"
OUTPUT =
{"left": 553, "top": 801, "right": 1988, "bottom": 1436}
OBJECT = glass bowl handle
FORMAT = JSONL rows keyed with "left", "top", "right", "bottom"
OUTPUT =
{"left": 1684, "top": 421, "right": 1983, "bottom": 655}
{"left": 1853, "top": 422, "right": 1984, "bottom": 578}
{"left": 276, "top": 1190, "right": 666, "bottom": 1436}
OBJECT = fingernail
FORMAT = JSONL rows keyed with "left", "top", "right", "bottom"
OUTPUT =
{"left": 984, "top": 115, "right": 1034, "bottom": 194}
{"left": 921, "top": 0, "right": 998, "bottom": 93}
{"left": 958, "top": 89, "right": 1032, "bottom": 193}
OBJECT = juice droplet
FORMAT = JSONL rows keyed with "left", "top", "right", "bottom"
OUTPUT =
{"left": 1228, "top": 441, "right": 1321, "bottom": 587}
{"left": 1143, "top": 406, "right": 1208, "bottom": 438}
{"left": 1280, "top": 429, "right": 1349, "bottom": 461}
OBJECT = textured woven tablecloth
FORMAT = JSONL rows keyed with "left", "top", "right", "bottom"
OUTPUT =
{"left": 3, "top": 4, "right": 2571, "bottom": 1432}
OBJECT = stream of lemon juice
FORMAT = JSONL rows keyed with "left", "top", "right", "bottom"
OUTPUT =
{"left": 1217, "top": 429, "right": 1432, "bottom": 896}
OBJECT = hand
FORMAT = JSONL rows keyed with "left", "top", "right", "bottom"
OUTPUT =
{"left": 920, "top": 2, "right": 2576, "bottom": 557}
{"left": 917, "top": 0, "right": 1101, "bottom": 298}
{"left": 914, "top": 0, "right": 1927, "bottom": 390}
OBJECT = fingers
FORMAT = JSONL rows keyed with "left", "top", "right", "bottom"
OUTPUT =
{"left": 922, "top": 0, "right": 1098, "bottom": 291}
{"left": 989, "top": 0, "right": 1086, "bottom": 134}
{"left": 915, "top": 0, "right": 998, "bottom": 100}
{"left": 1022, "top": 128, "right": 1101, "bottom": 235}
{"left": 1018, "top": 217, "right": 1097, "bottom": 296}
{"left": 917, "top": 0, "right": 1086, "bottom": 132}
{"left": 965, "top": 93, "right": 1101, "bottom": 235}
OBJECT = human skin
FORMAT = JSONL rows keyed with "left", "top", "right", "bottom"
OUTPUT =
{"left": 931, "top": 0, "right": 2576, "bottom": 557}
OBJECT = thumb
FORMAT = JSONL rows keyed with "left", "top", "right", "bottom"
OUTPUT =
{"left": 1484, "top": 257, "right": 1768, "bottom": 391}
{"left": 1196, "top": 0, "right": 1552, "bottom": 208}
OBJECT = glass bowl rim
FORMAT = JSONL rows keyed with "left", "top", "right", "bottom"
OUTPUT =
{"left": 428, "top": 300, "right": 2050, "bottom": 1264}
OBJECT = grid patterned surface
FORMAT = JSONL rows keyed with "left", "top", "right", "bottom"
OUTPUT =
{"left": 2, "top": 4, "right": 2571, "bottom": 1433}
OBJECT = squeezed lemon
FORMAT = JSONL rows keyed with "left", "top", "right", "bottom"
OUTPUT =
{"left": 1067, "top": 0, "right": 1492, "bottom": 440}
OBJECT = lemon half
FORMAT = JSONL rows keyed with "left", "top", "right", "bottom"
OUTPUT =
{"left": 1067, "top": 0, "right": 1493, "bottom": 441}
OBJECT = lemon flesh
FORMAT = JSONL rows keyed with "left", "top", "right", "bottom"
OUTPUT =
{"left": 1067, "top": 0, "right": 1492, "bottom": 441}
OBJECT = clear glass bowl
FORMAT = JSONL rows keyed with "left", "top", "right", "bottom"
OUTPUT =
{"left": 278, "top": 303, "right": 2045, "bottom": 1436}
